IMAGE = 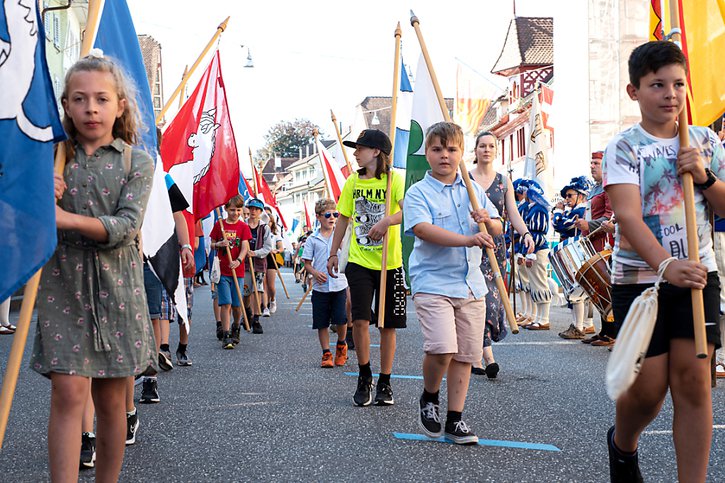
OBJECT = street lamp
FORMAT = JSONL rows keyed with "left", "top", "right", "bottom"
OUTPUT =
{"left": 241, "top": 45, "right": 254, "bottom": 68}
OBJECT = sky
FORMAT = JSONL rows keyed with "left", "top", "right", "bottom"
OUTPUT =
{"left": 127, "top": 0, "right": 559, "bottom": 170}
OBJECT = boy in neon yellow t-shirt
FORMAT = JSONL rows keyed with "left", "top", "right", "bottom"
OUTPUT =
{"left": 327, "top": 129, "right": 406, "bottom": 407}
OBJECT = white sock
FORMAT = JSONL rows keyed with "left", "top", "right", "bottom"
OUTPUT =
{"left": 0, "top": 298, "right": 10, "bottom": 325}
{"left": 535, "top": 302, "right": 550, "bottom": 325}
{"left": 573, "top": 302, "right": 585, "bottom": 330}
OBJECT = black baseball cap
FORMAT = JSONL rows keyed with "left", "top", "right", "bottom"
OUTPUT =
{"left": 343, "top": 129, "right": 392, "bottom": 155}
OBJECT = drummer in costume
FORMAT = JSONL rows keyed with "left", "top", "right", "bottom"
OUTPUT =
{"left": 519, "top": 179, "right": 553, "bottom": 331}
{"left": 575, "top": 152, "right": 617, "bottom": 346}
{"left": 512, "top": 180, "right": 536, "bottom": 326}
{"left": 552, "top": 176, "right": 596, "bottom": 338}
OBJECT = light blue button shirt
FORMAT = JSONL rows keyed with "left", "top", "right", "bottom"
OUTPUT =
{"left": 404, "top": 171, "right": 500, "bottom": 299}
{"left": 301, "top": 228, "right": 348, "bottom": 293}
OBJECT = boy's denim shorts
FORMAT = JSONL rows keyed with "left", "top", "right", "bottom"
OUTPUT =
{"left": 217, "top": 275, "right": 242, "bottom": 307}
{"left": 143, "top": 263, "right": 162, "bottom": 320}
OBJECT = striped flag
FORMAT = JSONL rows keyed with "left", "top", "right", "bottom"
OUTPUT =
{"left": 649, "top": 0, "right": 725, "bottom": 126}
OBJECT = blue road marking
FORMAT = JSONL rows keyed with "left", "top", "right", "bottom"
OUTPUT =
{"left": 392, "top": 432, "right": 561, "bottom": 452}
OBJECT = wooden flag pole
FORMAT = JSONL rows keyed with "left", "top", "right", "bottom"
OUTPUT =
{"left": 249, "top": 148, "right": 258, "bottom": 197}
{"left": 668, "top": 1, "right": 707, "bottom": 359}
{"left": 1, "top": 0, "right": 104, "bottom": 446}
{"left": 313, "top": 129, "right": 333, "bottom": 200}
{"left": 0, "top": 272, "right": 41, "bottom": 448}
{"left": 79, "top": 0, "right": 103, "bottom": 57}
{"left": 411, "top": 12, "right": 519, "bottom": 334}
{"left": 295, "top": 275, "right": 314, "bottom": 312}
{"left": 156, "top": 17, "right": 230, "bottom": 124}
{"left": 377, "top": 23, "right": 402, "bottom": 330}
{"left": 330, "top": 110, "right": 355, "bottom": 174}
{"left": 177, "top": 65, "right": 189, "bottom": 109}
{"left": 215, "top": 209, "right": 250, "bottom": 332}
{"left": 248, "top": 255, "right": 262, "bottom": 314}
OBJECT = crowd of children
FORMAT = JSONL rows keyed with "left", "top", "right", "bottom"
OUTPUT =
{"left": 17, "top": 38, "right": 725, "bottom": 481}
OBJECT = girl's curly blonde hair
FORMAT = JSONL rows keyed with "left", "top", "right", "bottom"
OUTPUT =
{"left": 62, "top": 53, "right": 145, "bottom": 154}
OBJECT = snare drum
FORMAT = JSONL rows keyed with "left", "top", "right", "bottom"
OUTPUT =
{"left": 575, "top": 250, "right": 613, "bottom": 319}
{"left": 549, "top": 237, "right": 597, "bottom": 300}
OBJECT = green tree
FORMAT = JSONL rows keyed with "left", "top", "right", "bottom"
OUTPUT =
{"left": 258, "top": 118, "right": 321, "bottom": 159}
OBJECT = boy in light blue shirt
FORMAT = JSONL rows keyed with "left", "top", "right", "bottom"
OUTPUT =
{"left": 302, "top": 199, "right": 349, "bottom": 368}
{"left": 404, "top": 122, "right": 502, "bottom": 445}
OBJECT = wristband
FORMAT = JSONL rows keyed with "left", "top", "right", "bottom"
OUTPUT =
{"left": 523, "top": 232, "right": 532, "bottom": 239}
{"left": 181, "top": 244, "right": 192, "bottom": 251}
{"left": 328, "top": 254, "right": 338, "bottom": 260}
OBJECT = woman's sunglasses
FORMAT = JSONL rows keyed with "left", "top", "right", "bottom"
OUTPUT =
{"left": 323, "top": 212, "right": 340, "bottom": 219}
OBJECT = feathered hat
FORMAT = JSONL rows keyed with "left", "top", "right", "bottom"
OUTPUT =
{"left": 560, "top": 176, "right": 592, "bottom": 198}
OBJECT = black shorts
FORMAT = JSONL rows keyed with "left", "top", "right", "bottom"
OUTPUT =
{"left": 345, "top": 262, "right": 407, "bottom": 329}
{"left": 612, "top": 272, "right": 721, "bottom": 358}
{"left": 311, "top": 289, "right": 347, "bottom": 329}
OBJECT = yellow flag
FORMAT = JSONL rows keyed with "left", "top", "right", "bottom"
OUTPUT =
{"left": 650, "top": 0, "right": 725, "bottom": 126}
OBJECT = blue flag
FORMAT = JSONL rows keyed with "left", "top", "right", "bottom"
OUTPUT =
{"left": 94, "top": 0, "right": 156, "bottom": 155}
{"left": 0, "top": 2, "right": 66, "bottom": 302}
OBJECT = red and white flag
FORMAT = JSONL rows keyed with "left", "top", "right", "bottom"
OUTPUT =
{"left": 315, "top": 138, "right": 345, "bottom": 201}
{"left": 161, "top": 51, "right": 240, "bottom": 220}
{"left": 303, "top": 201, "right": 312, "bottom": 229}
{"left": 538, "top": 84, "right": 554, "bottom": 133}
{"left": 254, "top": 165, "right": 288, "bottom": 230}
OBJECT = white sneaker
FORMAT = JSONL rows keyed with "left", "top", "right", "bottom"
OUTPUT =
{"left": 262, "top": 307, "right": 271, "bottom": 317}
{"left": 269, "top": 300, "right": 277, "bottom": 314}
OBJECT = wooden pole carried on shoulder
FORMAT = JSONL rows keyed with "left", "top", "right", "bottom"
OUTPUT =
{"left": 410, "top": 12, "right": 518, "bottom": 334}
{"left": 156, "top": 17, "right": 230, "bottom": 124}
{"left": 377, "top": 23, "right": 402, "bottom": 330}
{"left": 668, "top": 1, "right": 707, "bottom": 359}
{"left": 215, "top": 209, "right": 250, "bottom": 332}
{"left": 330, "top": 110, "right": 355, "bottom": 175}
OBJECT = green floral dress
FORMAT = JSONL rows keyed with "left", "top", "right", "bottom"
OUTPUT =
{"left": 31, "top": 139, "right": 158, "bottom": 378}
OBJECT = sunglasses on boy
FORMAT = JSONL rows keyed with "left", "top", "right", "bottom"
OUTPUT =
{"left": 323, "top": 212, "right": 340, "bottom": 219}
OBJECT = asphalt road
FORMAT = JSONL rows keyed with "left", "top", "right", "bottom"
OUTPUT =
{"left": 1, "top": 267, "right": 723, "bottom": 482}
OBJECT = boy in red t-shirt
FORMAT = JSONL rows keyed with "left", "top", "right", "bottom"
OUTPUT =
{"left": 210, "top": 196, "right": 252, "bottom": 349}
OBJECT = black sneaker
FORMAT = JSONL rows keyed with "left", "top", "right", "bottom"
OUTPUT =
{"left": 125, "top": 410, "right": 139, "bottom": 445}
{"left": 231, "top": 324, "right": 241, "bottom": 344}
{"left": 353, "top": 375, "right": 374, "bottom": 407}
{"left": 158, "top": 351, "right": 173, "bottom": 371}
{"left": 223, "top": 331, "right": 235, "bottom": 350}
{"left": 252, "top": 319, "right": 263, "bottom": 334}
{"left": 444, "top": 419, "right": 479, "bottom": 445}
{"left": 607, "top": 426, "right": 643, "bottom": 483}
{"left": 176, "top": 349, "right": 192, "bottom": 366}
{"left": 374, "top": 382, "right": 395, "bottom": 406}
{"left": 139, "top": 377, "right": 160, "bottom": 404}
{"left": 216, "top": 321, "right": 223, "bottom": 340}
{"left": 418, "top": 397, "right": 442, "bottom": 438}
{"left": 79, "top": 432, "right": 96, "bottom": 469}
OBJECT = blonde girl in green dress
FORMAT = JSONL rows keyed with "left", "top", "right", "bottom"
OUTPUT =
{"left": 30, "top": 52, "right": 156, "bottom": 482}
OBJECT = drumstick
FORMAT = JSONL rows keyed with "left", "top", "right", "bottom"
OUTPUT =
{"left": 584, "top": 215, "right": 615, "bottom": 240}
